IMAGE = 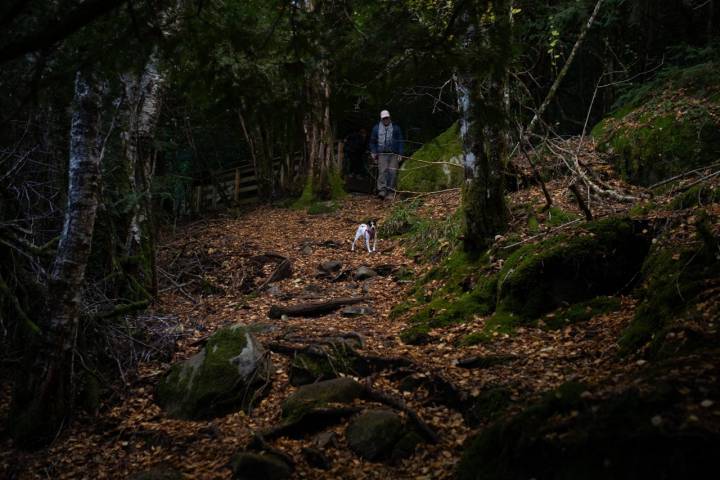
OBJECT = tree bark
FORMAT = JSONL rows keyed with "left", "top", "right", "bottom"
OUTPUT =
{"left": 10, "top": 69, "right": 103, "bottom": 448}
{"left": 462, "top": 0, "right": 512, "bottom": 251}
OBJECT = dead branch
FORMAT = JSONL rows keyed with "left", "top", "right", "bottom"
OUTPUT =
{"left": 569, "top": 183, "right": 593, "bottom": 220}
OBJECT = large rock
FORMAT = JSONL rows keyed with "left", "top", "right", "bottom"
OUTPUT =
{"left": 229, "top": 452, "right": 292, "bottom": 480}
{"left": 593, "top": 62, "right": 720, "bottom": 186}
{"left": 354, "top": 266, "right": 377, "bottom": 280}
{"left": 155, "top": 324, "right": 271, "bottom": 419}
{"left": 456, "top": 370, "right": 720, "bottom": 480}
{"left": 346, "top": 410, "right": 404, "bottom": 460}
{"left": 319, "top": 260, "right": 342, "bottom": 273}
{"left": 345, "top": 409, "right": 423, "bottom": 461}
{"left": 494, "top": 217, "right": 651, "bottom": 323}
{"left": 399, "top": 122, "right": 464, "bottom": 192}
{"left": 282, "top": 377, "right": 364, "bottom": 422}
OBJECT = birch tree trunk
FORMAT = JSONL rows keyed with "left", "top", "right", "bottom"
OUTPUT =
{"left": 462, "top": 0, "right": 512, "bottom": 251}
{"left": 120, "top": 50, "right": 164, "bottom": 296}
{"left": 10, "top": 70, "right": 103, "bottom": 447}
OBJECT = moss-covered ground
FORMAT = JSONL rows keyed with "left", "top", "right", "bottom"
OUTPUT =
{"left": 593, "top": 62, "right": 720, "bottom": 186}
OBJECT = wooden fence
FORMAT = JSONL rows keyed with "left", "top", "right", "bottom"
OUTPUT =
{"left": 186, "top": 141, "right": 345, "bottom": 214}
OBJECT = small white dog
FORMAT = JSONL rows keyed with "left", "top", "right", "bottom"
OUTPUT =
{"left": 351, "top": 221, "right": 377, "bottom": 253}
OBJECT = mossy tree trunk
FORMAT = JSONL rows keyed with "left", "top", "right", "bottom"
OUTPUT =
{"left": 119, "top": 50, "right": 164, "bottom": 298}
{"left": 10, "top": 70, "right": 103, "bottom": 448}
{"left": 462, "top": 0, "right": 512, "bottom": 252}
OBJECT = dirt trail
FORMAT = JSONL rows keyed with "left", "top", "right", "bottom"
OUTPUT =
{"left": 1, "top": 193, "right": 643, "bottom": 479}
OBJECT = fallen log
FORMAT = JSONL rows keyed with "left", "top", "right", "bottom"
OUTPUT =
{"left": 268, "top": 297, "right": 366, "bottom": 319}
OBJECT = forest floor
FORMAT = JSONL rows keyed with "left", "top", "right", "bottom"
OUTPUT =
{"left": 1, "top": 140, "right": 719, "bottom": 479}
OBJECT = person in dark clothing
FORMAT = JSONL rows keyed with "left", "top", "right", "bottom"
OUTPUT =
{"left": 344, "top": 127, "right": 368, "bottom": 176}
{"left": 369, "top": 109, "right": 404, "bottom": 199}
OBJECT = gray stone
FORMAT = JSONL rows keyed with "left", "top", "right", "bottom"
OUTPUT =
{"left": 319, "top": 260, "right": 342, "bottom": 273}
{"left": 155, "top": 324, "right": 271, "bottom": 419}
{"left": 346, "top": 410, "right": 404, "bottom": 461}
{"left": 354, "top": 266, "right": 378, "bottom": 280}
{"left": 230, "top": 452, "right": 292, "bottom": 480}
{"left": 302, "top": 245, "right": 313, "bottom": 255}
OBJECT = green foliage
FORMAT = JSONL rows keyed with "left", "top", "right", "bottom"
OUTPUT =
{"left": 383, "top": 199, "right": 422, "bottom": 237}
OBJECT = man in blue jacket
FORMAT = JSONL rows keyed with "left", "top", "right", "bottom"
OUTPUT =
{"left": 370, "top": 109, "right": 404, "bottom": 199}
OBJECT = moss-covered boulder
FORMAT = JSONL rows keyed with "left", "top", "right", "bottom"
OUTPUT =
{"left": 229, "top": 452, "right": 292, "bottom": 480}
{"left": 457, "top": 365, "right": 720, "bottom": 480}
{"left": 399, "top": 122, "right": 464, "bottom": 192}
{"left": 494, "top": 217, "right": 650, "bottom": 324}
{"left": 155, "top": 324, "right": 271, "bottom": 419}
{"left": 345, "top": 409, "right": 423, "bottom": 461}
{"left": 346, "top": 410, "right": 404, "bottom": 460}
{"left": 593, "top": 62, "right": 720, "bottom": 186}
{"left": 281, "top": 377, "right": 364, "bottom": 422}
{"left": 620, "top": 236, "right": 720, "bottom": 357}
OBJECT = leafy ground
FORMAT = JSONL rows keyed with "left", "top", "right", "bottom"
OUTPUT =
{"left": 1, "top": 137, "right": 719, "bottom": 479}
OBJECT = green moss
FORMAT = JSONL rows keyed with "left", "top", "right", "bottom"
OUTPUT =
{"left": 594, "top": 62, "right": 720, "bottom": 186}
{"left": 155, "top": 325, "right": 268, "bottom": 419}
{"left": 464, "top": 387, "right": 513, "bottom": 426}
{"left": 546, "top": 207, "right": 580, "bottom": 226}
{"left": 383, "top": 199, "right": 422, "bottom": 237}
{"left": 541, "top": 296, "right": 621, "bottom": 330}
{"left": 669, "top": 184, "right": 720, "bottom": 210}
{"left": 399, "top": 323, "right": 432, "bottom": 345}
{"left": 459, "top": 331, "right": 492, "bottom": 346}
{"left": 327, "top": 167, "right": 347, "bottom": 201}
{"left": 292, "top": 176, "right": 315, "bottom": 209}
{"left": 494, "top": 217, "right": 650, "bottom": 324}
{"left": 619, "top": 239, "right": 719, "bottom": 356}
{"left": 306, "top": 201, "right": 337, "bottom": 215}
{"left": 457, "top": 372, "right": 720, "bottom": 480}
{"left": 398, "top": 122, "right": 464, "bottom": 192}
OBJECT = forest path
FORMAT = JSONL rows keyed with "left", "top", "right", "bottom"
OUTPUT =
{"left": 3, "top": 193, "right": 635, "bottom": 479}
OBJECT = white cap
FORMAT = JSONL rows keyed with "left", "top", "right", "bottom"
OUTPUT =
{"left": 380, "top": 109, "right": 390, "bottom": 119}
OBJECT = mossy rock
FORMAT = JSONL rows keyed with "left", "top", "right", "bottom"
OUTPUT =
{"left": 464, "top": 386, "right": 513, "bottom": 426}
{"left": 346, "top": 409, "right": 405, "bottom": 461}
{"left": 281, "top": 377, "right": 364, "bottom": 423}
{"left": 229, "top": 452, "right": 292, "bottom": 480}
{"left": 399, "top": 122, "right": 464, "bottom": 192}
{"left": 619, "top": 240, "right": 720, "bottom": 356}
{"left": 593, "top": 62, "right": 720, "bottom": 186}
{"left": 494, "top": 217, "right": 650, "bottom": 326}
{"left": 155, "top": 324, "right": 271, "bottom": 419}
{"left": 457, "top": 371, "right": 720, "bottom": 480}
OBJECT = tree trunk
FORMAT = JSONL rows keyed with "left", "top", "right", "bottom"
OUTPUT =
{"left": 303, "top": 60, "right": 334, "bottom": 197}
{"left": 119, "top": 49, "right": 164, "bottom": 297}
{"left": 10, "top": 69, "right": 103, "bottom": 448}
{"left": 462, "top": 0, "right": 512, "bottom": 251}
